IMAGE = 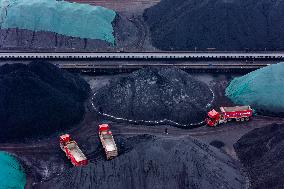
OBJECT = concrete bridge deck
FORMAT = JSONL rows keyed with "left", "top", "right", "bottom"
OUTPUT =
{"left": 0, "top": 52, "right": 284, "bottom": 60}
{"left": 0, "top": 52, "right": 280, "bottom": 73}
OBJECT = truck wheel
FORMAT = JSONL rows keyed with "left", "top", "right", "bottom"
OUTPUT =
{"left": 245, "top": 117, "right": 250, "bottom": 121}
{"left": 241, "top": 118, "right": 245, "bottom": 121}
{"left": 236, "top": 118, "right": 240, "bottom": 121}
{"left": 228, "top": 119, "right": 232, "bottom": 122}
{"left": 214, "top": 122, "right": 218, "bottom": 127}
{"left": 223, "top": 119, "right": 227, "bottom": 123}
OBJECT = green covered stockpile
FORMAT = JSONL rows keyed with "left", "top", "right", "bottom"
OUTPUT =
{"left": 226, "top": 62, "right": 284, "bottom": 114}
{"left": 0, "top": 0, "right": 116, "bottom": 44}
{"left": 0, "top": 151, "right": 26, "bottom": 189}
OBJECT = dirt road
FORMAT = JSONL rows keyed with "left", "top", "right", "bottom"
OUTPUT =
{"left": 67, "top": 0, "right": 160, "bottom": 13}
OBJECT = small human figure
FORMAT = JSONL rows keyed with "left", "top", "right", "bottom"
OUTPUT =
{"left": 165, "top": 128, "right": 168, "bottom": 135}
{"left": 98, "top": 107, "right": 103, "bottom": 113}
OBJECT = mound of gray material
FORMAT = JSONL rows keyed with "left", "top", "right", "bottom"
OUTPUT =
{"left": 144, "top": 0, "right": 284, "bottom": 51}
{"left": 234, "top": 124, "right": 284, "bottom": 189}
{"left": 38, "top": 135, "right": 245, "bottom": 189}
{"left": 0, "top": 61, "right": 90, "bottom": 140}
{"left": 0, "top": 29, "right": 111, "bottom": 51}
{"left": 92, "top": 68, "right": 213, "bottom": 126}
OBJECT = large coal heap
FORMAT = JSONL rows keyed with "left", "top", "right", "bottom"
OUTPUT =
{"left": 38, "top": 135, "right": 245, "bottom": 189}
{"left": 144, "top": 0, "right": 284, "bottom": 51}
{"left": 92, "top": 68, "right": 213, "bottom": 126}
{"left": 0, "top": 61, "right": 90, "bottom": 140}
{"left": 234, "top": 124, "right": 284, "bottom": 189}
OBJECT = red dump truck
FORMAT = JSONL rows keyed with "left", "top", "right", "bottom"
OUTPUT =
{"left": 99, "top": 124, "right": 118, "bottom": 160}
{"left": 60, "top": 134, "right": 88, "bottom": 166}
{"left": 206, "top": 105, "right": 253, "bottom": 127}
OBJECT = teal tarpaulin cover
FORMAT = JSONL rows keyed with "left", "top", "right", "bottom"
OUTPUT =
{"left": 226, "top": 62, "right": 284, "bottom": 113}
{"left": 0, "top": 151, "right": 26, "bottom": 189}
{"left": 0, "top": 0, "right": 116, "bottom": 44}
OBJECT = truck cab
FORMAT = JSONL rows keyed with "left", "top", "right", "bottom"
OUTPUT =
{"left": 206, "top": 109, "right": 224, "bottom": 127}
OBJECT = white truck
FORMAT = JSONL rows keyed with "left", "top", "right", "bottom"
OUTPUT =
{"left": 99, "top": 124, "right": 118, "bottom": 160}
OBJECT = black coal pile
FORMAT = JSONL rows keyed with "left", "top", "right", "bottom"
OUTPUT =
{"left": 38, "top": 135, "right": 245, "bottom": 189}
{"left": 92, "top": 68, "right": 213, "bottom": 126}
{"left": 0, "top": 61, "right": 90, "bottom": 140}
{"left": 234, "top": 123, "right": 284, "bottom": 189}
{"left": 144, "top": 0, "right": 284, "bottom": 51}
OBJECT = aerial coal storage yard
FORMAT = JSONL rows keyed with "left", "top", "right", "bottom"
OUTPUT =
{"left": 1, "top": 0, "right": 284, "bottom": 188}
{"left": 1, "top": 60, "right": 284, "bottom": 189}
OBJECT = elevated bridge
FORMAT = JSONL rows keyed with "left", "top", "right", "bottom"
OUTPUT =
{"left": 0, "top": 52, "right": 281, "bottom": 73}
{"left": 0, "top": 52, "right": 284, "bottom": 60}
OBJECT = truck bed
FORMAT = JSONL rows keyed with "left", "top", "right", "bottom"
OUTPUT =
{"left": 100, "top": 131, "right": 116, "bottom": 152}
{"left": 66, "top": 142, "right": 87, "bottom": 162}
{"left": 220, "top": 106, "right": 251, "bottom": 113}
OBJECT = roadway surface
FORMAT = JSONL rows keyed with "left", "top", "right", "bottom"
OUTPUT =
{"left": 66, "top": 0, "right": 160, "bottom": 13}
{"left": 56, "top": 62, "right": 271, "bottom": 73}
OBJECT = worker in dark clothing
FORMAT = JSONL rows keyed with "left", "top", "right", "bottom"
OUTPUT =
{"left": 165, "top": 128, "right": 168, "bottom": 134}
{"left": 98, "top": 107, "right": 103, "bottom": 113}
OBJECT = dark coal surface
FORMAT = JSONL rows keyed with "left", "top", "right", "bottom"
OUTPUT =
{"left": 38, "top": 135, "right": 245, "bottom": 189}
{"left": 144, "top": 0, "right": 284, "bottom": 51}
{"left": 92, "top": 68, "right": 213, "bottom": 125}
{"left": 234, "top": 123, "right": 284, "bottom": 189}
{"left": 0, "top": 61, "right": 90, "bottom": 140}
{"left": 210, "top": 140, "right": 225, "bottom": 149}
